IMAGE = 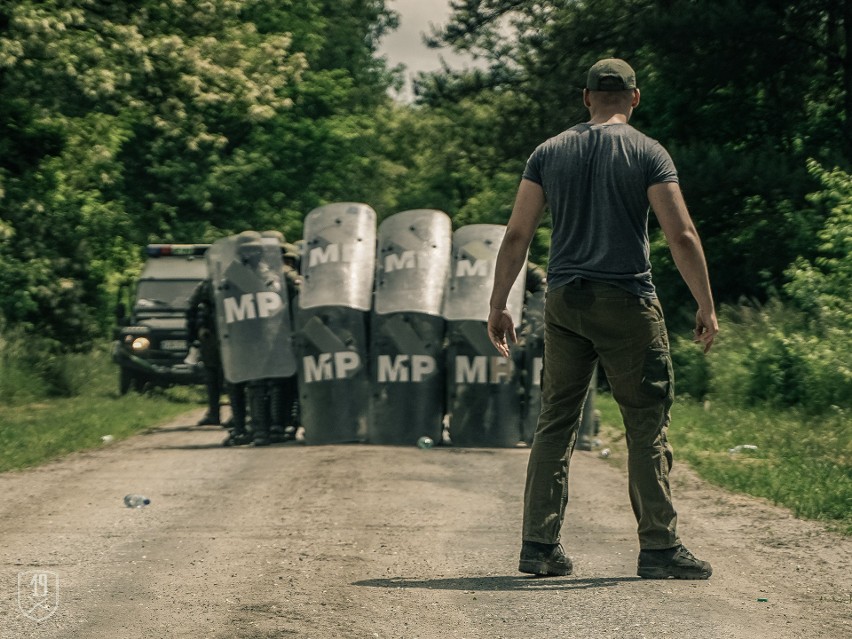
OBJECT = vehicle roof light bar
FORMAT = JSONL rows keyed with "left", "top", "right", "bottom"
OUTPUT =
{"left": 145, "top": 244, "right": 210, "bottom": 257}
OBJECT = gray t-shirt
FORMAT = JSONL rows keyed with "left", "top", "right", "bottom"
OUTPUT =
{"left": 523, "top": 122, "right": 678, "bottom": 298}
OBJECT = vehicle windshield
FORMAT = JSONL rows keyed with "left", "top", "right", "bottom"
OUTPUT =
{"left": 135, "top": 280, "right": 200, "bottom": 312}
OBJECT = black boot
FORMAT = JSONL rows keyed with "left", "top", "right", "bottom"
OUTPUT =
{"left": 223, "top": 382, "right": 250, "bottom": 446}
{"left": 222, "top": 426, "right": 252, "bottom": 446}
{"left": 198, "top": 366, "right": 222, "bottom": 425}
{"left": 248, "top": 381, "right": 271, "bottom": 446}
{"left": 268, "top": 379, "right": 287, "bottom": 442}
{"left": 197, "top": 412, "right": 220, "bottom": 426}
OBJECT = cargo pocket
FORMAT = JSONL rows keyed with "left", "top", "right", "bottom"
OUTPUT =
{"left": 641, "top": 297, "right": 670, "bottom": 351}
{"left": 640, "top": 347, "right": 674, "bottom": 407}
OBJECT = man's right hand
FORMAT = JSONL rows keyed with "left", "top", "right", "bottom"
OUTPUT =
{"left": 694, "top": 308, "right": 719, "bottom": 353}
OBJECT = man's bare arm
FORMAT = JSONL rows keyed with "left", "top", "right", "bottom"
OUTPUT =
{"left": 648, "top": 181, "right": 719, "bottom": 353}
{"left": 488, "top": 179, "right": 546, "bottom": 356}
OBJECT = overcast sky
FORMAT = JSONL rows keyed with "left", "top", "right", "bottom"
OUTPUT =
{"left": 378, "top": 0, "right": 478, "bottom": 100}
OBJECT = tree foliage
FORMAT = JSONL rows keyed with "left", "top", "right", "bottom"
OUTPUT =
{"left": 0, "top": 0, "right": 399, "bottom": 347}
{"left": 422, "top": 0, "right": 851, "bottom": 313}
{"left": 785, "top": 161, "right": 852, "bottom": 334}
{"left": 0, "top": 0, "right": 850, "bottom": 366}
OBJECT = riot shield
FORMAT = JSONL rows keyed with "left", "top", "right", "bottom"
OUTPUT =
{"left": 294, "top": 203, "right": 377, "bottom": 445}
{"left": 443, "top": 225, "right": 527, "bottom": 447}
{"left": 374, "top": 209, "right": 452, "bottom": 316}
{"left": 207, "top": 234, "right": 296, "bottom": 385}
{"left": 369, "top": 210, "right": 451, "bottom": 445}
{"left": 442, "top": 224, "right": 526, "bottom": 322}
{"left": 299, "top": 202, "right": 376, "bottom": 311}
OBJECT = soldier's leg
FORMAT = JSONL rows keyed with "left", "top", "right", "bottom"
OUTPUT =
{"left": 268, "top": 378, "right": 288, "bottom": 442}
{"left": 223, "top": 382, "right": 251, "bottom": 446}
{"left": 198, "top": 365, "right": 221, "bottom": 425}
{"left": 283, "top": 374, "right": 299, "bottom": 438}
{"left": 248, "top": 380, "right": 271, "bottom": 446}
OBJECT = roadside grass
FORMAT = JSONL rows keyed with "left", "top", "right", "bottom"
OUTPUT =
{"left": 594, "top": 392, "right": 852, "bottom": 535}
{"left": 0, "top": 349, "right": 206, "bottom": 473}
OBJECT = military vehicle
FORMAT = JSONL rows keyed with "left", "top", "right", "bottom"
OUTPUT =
{"left": 112, "top": 244, "right": 209, "bottom": 394}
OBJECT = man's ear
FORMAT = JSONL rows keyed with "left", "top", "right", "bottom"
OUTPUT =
{"left": 632, "top": 88, "right": 641, "bottom": 108}
{"left": 583, "top": 88, "right": 591, "bottom": 108}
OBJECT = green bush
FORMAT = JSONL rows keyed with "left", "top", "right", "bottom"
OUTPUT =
{"left": 668, "top": 161, "right": 851, "bottom": 413}
{"left": 0, "top": 326, "right": 42, "bottom": 404}
{"left": 0, "top": 327, "right": 101, "bottom": 402}
{"left": 36, "top": 349, "right": 103, "bottom": 397}
{"left": 746, "top": 334, "right": 808, "bottom": 407}
{"left": 705, "top": 300, "right": 851, "bottom": 413}
{"left": 0, "top": 356, "right": 42, "bottom": 405}
{"left": 671, "top": 334, "right": 711, "bottom": 400}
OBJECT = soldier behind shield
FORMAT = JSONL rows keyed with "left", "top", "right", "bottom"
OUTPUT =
{"left": 259, "top": 230, "right": 302, "bottom": 443}
{"left": 210, "top": 230, "right": 296, "bottom": 447}
{"left": 230, "top": 231, "right": 282, "bottom": 446}
{"left": 282, "top": 240, "right": 303, "bottom": 440}
{"left": 186, "top": 277, "right": 223, "bottom": 426}
{"left": 220, "top": 231, "right": 268, "bottom": 446}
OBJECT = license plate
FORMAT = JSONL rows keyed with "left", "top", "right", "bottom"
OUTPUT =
{"left": 160, "top": 340, "right": 187, "bottom": 351}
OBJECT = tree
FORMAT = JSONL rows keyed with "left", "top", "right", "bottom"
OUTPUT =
{"left": 0, "top": 0, "right": 402, "bottom": 347}
{"left": 417, "top": 0, "right": 852, "bottom": 311}
{"left": 785, "top": 160, "right": 852, "bottom": 333}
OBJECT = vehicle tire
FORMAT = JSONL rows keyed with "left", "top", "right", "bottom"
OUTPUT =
{"left": 119, "top": 367, "right": 133, "bottom": 395}
{"left": 132, "top": 376, "right": 147, "bottom": 393}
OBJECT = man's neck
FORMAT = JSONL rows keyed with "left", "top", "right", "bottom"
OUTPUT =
{"left": 588, "top": 112, "right": 629, "bottom": 125}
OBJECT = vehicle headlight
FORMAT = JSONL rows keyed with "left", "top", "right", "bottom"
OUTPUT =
{"left": 131, "top": 337, "right": 151, "bottom": 352}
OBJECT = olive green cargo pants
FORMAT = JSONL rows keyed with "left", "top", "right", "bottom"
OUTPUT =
{"left": 522, "top": 279, "right": 680, "bottom": 550}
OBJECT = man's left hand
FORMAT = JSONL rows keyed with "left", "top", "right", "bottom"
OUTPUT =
{"left": 488, "top": 308, "right": 517, "bottom": 358}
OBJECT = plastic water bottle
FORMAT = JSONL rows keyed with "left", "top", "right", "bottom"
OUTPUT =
{"left": 124, "top": 494, "right": 151, "bottom": 508}
{"left": 417, "top": 436, "right": 434, "bottom": 449}
{"left": 728, "top": 444, "right": 758, "bottom": 454}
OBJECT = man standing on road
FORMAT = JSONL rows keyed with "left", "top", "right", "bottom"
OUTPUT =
{"left": 487, "top": 58, "right": 718, "bottom": 580}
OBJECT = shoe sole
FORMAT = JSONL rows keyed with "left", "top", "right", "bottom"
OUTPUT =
{"left": 637, "top": 566, "right": 712, "bottom": 580}
{"left": 518, "top": 560, "right": 573, "bottom": 576}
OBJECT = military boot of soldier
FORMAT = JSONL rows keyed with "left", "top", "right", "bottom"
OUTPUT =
{"left": 197, "top": 367, "right": 222, "bottom": 426}
{"left": 223, "top": 382, "right": 252, "bottom": 446}
{"left": 269, "top": 376, "right": 299, "bottom": 442}
{"left": 268, "top": 380, "right": 287, "bottom": 443}
{"left": 248, "top": 381, "right": 272, "bottom": 446}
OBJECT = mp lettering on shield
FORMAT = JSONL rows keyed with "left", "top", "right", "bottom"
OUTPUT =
{"left": 223, "top": 291, "right": 283, "bottom": 324}
{"left": 18, "top": 570, "right": 59, "bottom": 621}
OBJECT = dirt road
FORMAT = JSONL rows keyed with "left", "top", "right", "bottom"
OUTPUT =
{"left": 0, "top": 409, "right": 849, "bottom": 639}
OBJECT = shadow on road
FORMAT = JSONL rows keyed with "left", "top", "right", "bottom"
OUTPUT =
{"left": 140, "top": 425, "right": 219, "bottom": 435}
{"left": 352, "top": 575, "right": 640, "bottom": 591}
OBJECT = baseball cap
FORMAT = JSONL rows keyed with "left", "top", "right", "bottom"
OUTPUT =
{"left": 586, "top": 58, "right": 637, "bottom": 91}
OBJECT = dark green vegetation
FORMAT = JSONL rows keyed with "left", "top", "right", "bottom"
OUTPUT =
{"left": 0, "top": 2, "right": 849, "bottom": 525}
